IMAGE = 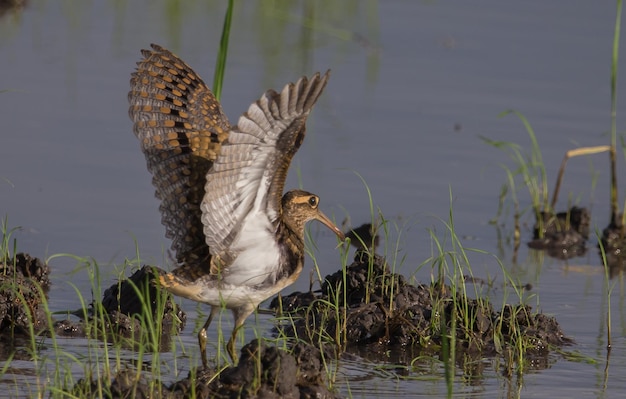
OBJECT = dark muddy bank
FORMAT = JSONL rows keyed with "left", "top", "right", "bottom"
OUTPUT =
{"left": 0, "top": 254, "right": 340, "bottom": 398}
{"left": 1, "top": 247, "right": 573, "bottom": 397}
{"left": 72, "top": 339, "right": 339, "bottom": 399}
{"left": 0, "top": 256, "right": 185, "bottom": 351}
{"left": 272, "top": 249, "right": 572, "bottom": 369}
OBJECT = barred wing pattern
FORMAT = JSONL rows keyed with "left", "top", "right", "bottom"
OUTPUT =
{"left": 201, "top": 71, "right": 330, "bottom": 258}
{"left": 128, "top": 44, "right": 230, "bottom": 268}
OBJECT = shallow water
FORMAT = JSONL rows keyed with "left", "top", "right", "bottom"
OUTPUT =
{"left": 2, "top": 0, "right": 626, "bottom": 398}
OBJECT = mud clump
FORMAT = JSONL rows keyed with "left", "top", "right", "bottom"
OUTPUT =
{"left": 528, "top": 206, "right": 590, "bottom": 259}
{"left": 71, "top": 339, "right": 339, "bottom": 399}
{"left": 600, "top": 215, "right": 626, "bottom": 277}
{"left": 344, "top": 222, "right": 379, "bottom": 251}
{"left": 0, "top": 254, "right": 185, "bottom": 350}
{"left": 99, "top": 266, "right": 186, "bottom": 339}
{"left": 54, "top": 265, "right": 186, "bottom": 349}
{"left": 0, "top": 253, "right": 50, "bottom": 335}
{"left": 532, "top": 207, "right": 591, "bottom": 240}
{"left": 201, "top": 340, "right": 337, "bottom": 399}
{"left": 273, "top": 252, "right": 571, "bottom": 363}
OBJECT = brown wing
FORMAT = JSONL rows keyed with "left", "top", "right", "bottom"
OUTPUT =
{"left": 128, "top": 44, "right": 230, "bottom": 269}
{"left": 201, "top": 71, "right": 330, "bottom": 257}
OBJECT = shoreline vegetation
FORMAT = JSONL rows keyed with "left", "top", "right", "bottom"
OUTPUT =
{"left": 0, "top": 216, "right": 575, "bottom": 397}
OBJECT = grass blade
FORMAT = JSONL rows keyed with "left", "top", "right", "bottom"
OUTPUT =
{"left": 213, "top": 0, "right": 234, "bottom": 101}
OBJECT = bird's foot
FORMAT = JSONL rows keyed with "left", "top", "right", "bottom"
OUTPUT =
{"left": 198, "top": 327, "right": 209, "bottom": 370}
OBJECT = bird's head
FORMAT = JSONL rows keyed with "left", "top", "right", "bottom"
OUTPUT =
{"left": 281, "top": 189, "right": 345, "bottom": 241}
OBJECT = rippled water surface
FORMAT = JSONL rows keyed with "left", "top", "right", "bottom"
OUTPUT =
{"left": 2, "top": 1, "right": 626, "bottom": 398}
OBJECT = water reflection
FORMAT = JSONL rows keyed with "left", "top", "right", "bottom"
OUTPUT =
{"left": 0, "top": 0, "right": 26, "bottom": 19}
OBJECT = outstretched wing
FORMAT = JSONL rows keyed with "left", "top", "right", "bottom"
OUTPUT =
{"left": 128, "top": 44, "right": 230, "bottom": 267}
{"left": 201, "top": 71, "right": 331, "bottom": 257}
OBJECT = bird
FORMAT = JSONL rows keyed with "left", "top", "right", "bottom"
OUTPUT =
{"left": 128, "top": 44, "right": 345, "bottom": 367}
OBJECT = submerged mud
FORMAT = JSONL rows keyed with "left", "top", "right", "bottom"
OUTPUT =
{"left": 272, "top": 251, "right": 572, "bottom": 365}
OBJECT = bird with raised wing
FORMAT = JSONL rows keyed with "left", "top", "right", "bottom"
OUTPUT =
{"left": 128, "top": 44, "right": 344, "bottom": 367}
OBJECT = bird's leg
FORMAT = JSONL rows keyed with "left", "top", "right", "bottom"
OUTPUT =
{"left": 226, "top": 323, "right": 243, "bottom": 364}
{"left": 227, "top": 305, "right": 256, "bottom": 364}
{"left": 198, "top": 306, "right": 217, "bottom": 369}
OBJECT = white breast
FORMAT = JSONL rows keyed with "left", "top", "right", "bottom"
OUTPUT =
{"left": 223, "top": 208, "right": 281, "bottom": 287}
{"left": 177, "top": 211, "right": 287, "bottom": 308}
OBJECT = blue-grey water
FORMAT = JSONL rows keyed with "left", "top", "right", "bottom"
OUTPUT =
{"left": 1, "top": 1, "right": 626, "bottom": 398}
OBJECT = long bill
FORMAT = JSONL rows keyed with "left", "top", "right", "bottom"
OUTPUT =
{"left": 315, "top": 210, "right": 346, "bottom": 241}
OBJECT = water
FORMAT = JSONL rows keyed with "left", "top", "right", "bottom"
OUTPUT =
{"left": 1, "top": 0, "right": 626, "bottom": 397}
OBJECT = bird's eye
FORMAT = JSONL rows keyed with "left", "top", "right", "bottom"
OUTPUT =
{"left": 308, "top": 196, "right": 318, "bottom": 207}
